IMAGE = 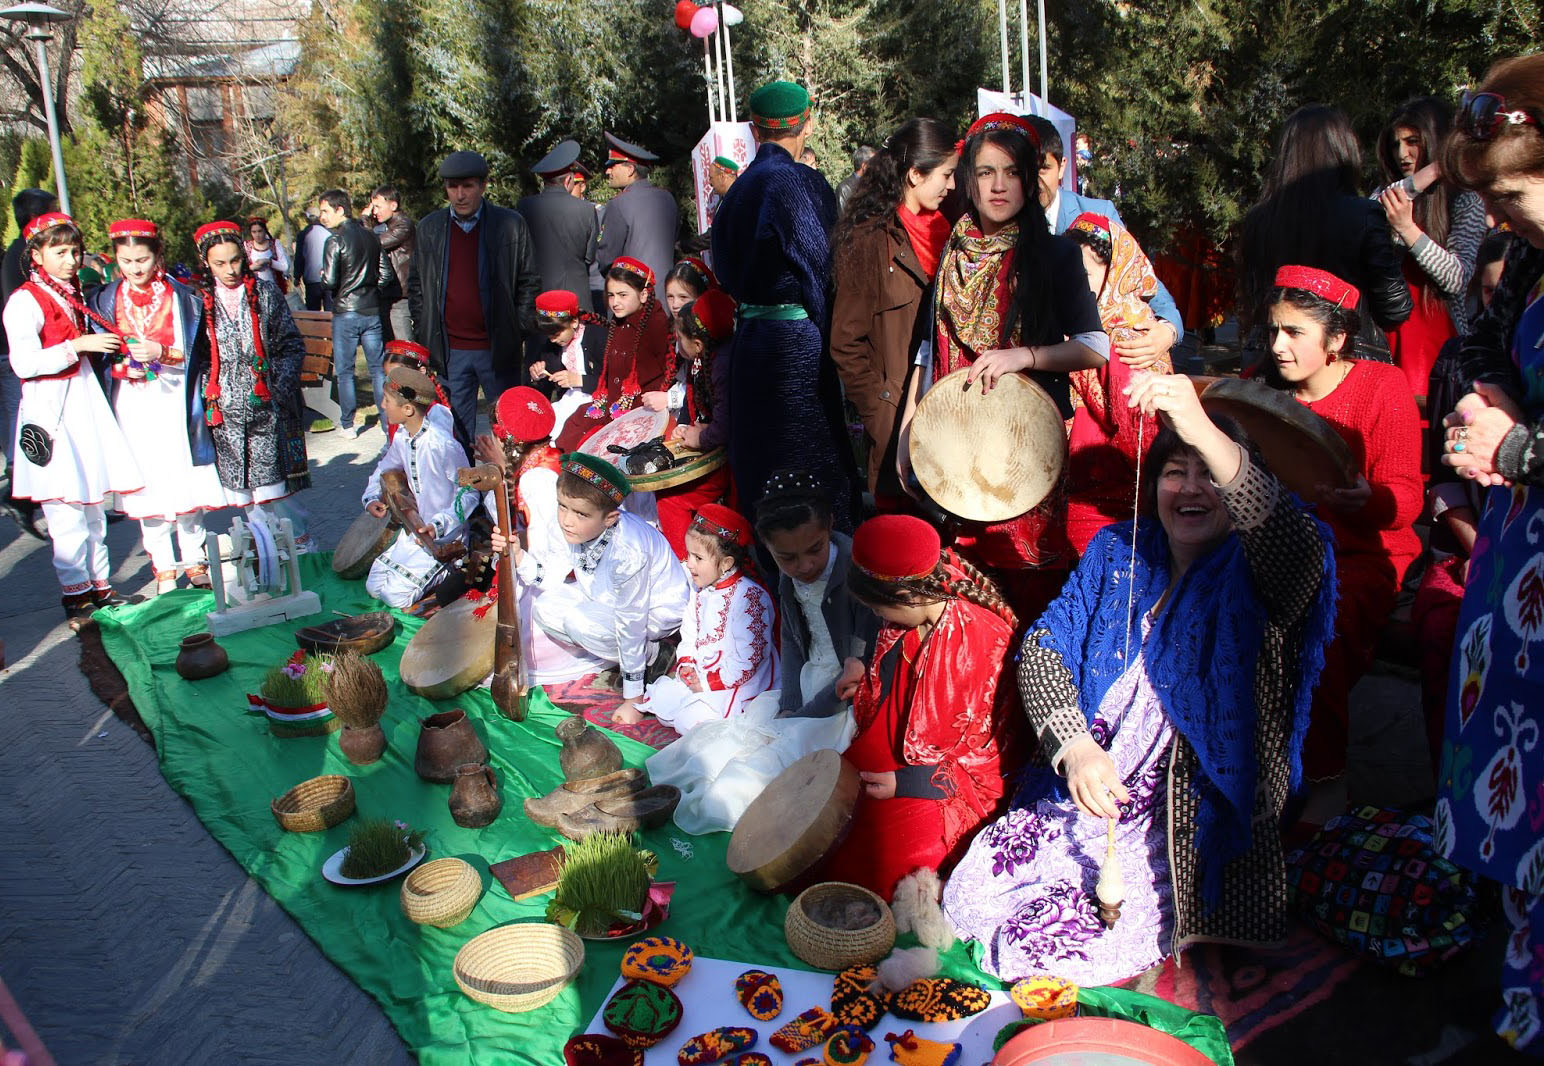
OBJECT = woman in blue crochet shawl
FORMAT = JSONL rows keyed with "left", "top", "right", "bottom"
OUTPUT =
{"left": 945, "top": 372, "right": 1337, "bottom": 985}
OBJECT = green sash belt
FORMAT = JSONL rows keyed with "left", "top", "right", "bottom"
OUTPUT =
{"left": 736, "top": 303, "right": 809, "bottom": 321}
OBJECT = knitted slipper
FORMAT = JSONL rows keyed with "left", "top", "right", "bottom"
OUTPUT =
{"left": 726, "top": 1056, "right": 772, "bottom": 1066}
{"left": 620, "top": 936, "right": 695, "bottom": 987}
{"left": 1008, "top": 975, "right": 1078, "bottom": 1021}
{"left": 830, "top": 965, "right": 887, "bottom": 1031}
{"left": 734, "top": 969, "right": 784, "bottom": 1021}
{"left": 888, "top": 978, "right": 990, "bottom": 1023}
{"left": 769, "top": 1007, "right": 836, "bottom": 1054}
{"left": 822, "top": 1025, "right": 874, "bottom": 1065}
{"left": 794, "top": 1060, "right": 823, "bottom": 1066}
{"left": 676, "top": 1026, "right": 757, "bottom": 1065}
{"left": 563, "top": 1034, "right": 644, "bottom": 1066}
{"left": 884, "top": 1030, "right": 962, "bottom": 1066}
{"left": 602, "top": 979, "right": 684, "bottom": 1049}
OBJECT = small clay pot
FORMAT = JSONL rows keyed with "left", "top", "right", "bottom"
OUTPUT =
{"left": 415, "top": 709, "right": 488, "bottom": 784}
{"left": 338, "top": 723, "right": 387, "bottom": 765}
{"left": 175, "top": 632, "right": 229, "bottom": 680}
{"left": 449, "top": 762, "right": 502, "bottom": 828}
{"left": 555, "top": 714, "right": 622, "bottom": 782}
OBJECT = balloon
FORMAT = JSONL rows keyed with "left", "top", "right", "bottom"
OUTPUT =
{"left": 674, "top": 0, "right": 697, "bottom": 31}
{"left": 721, "top": 3, "right": 744, "bottom": 26}
{"left": 690, "top": 6, "right": 719, "bottom": 36}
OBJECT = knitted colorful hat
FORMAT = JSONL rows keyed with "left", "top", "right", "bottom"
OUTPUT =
{"left": 384, "top": 365, "right": 438, "bottom": 409}
{"left": 1009, "top": 975, "right": 1078, "bottom": 1021}
{"left": 711, "top": 156, "right": 741, "bottom": 173}
{"left": 495, "top": 386, "right": 557, "bottom": 443}
{"left": 602, "top": 978, "right": 684, "bottom": 1049}
{"left": 692, "top": 503, "right": 753, "bottom": 549}
{"left": 610, "top": 256, "right": 656, "bottom": 290}
{"left": 888, "top": 979, "right": 990, "bottom": 1023}
{"left": 822, "top": 1026, "right": 874, "bottom": 1066}
{"left": 726, "top": 1057, "right": 771, "bottom": 1066}
{"left": 1274, "top": 264, "right": 1361, "bottom": 310}
{"left": 561, "top": 452, "right": 631, "bottom": 505}
{"left": 537, "top": 289, "right": 582, "bottom": 322}
{"left": 676, "top": 1027, "right": 757, "bottom": 1065}
{"left": 795, "top": 1059, "right": 822, "bottom": 1066}
{"left": 108, "top": 218, "right": 158, "bottom": 240}
{"left": 884, "top": 1030, "right": 961, "bottom": 1066}
{"left": 830, "top": 965, "right": 887, "bottom": 1031}
{"left": 384, "top": 339, "right": 431, "bottom": 365}
{"left": 23, "top": 211, "right": 75, "bottom": 242}
{"left": 681, "top": 289, "right": 737, "bottom": 345}
{"left": 851, "top": 514, "right": 942, "bottom": 582}
{"left": 770, "top": 1007, "right": 836, "bottom": 1054}
{"left": 620, "top": 936, "right": 694, "bottom": 987}
{"left": 193, "top": 220, "right": 242, "bottom": 246}
{"left": 563, "top": 1034, "right": 645, "bottom": 1066}
{"left": 965, "top": 112, "right": 1039, "bottom": 151}
{"left": 733, "top": 969, "right": 784, "bottom": 1021}
{"left": 749, "top": 80, "right": 813, "bottom": 131}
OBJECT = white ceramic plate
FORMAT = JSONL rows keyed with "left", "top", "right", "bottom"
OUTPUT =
{"left": 322, "top": 843, "right": 426, "bottom": 886}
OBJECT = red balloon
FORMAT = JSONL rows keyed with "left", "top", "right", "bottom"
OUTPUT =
{"left": 674, "top": 0, "right": 698, "bottom": 30}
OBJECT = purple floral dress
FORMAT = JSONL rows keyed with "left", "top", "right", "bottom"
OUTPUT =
{"left": 944, "top": 621, "right": 1175, "bottom": 985}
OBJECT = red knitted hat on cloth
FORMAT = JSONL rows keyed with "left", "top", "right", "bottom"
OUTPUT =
{"left": 851, "top": 514, "right": 941, "bottom": 581}
{"left": 691, "top": 503, "right": 752, "bottom": 547}
{"left": 495, "top": 386, "right": 556, "bottom": 443}
{"left": 1274, "top": 265, "right": 1361, "bottom": 309}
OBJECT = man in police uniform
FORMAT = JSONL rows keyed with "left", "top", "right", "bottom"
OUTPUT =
{"left": 596, "top": 132, "right": 679, "bottom": 285}
{"left": 515, "top": 139, "right": 599, "bottom": 304}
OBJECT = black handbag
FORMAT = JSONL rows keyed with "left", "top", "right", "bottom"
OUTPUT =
{"left": 18, "top": 378, "right": 70, "bottom": 468}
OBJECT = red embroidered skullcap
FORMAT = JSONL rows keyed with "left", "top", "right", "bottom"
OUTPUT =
{"left": 495, "top": 386, "right": 556, "bottom": 443}
{"left": 194, "top": 220, "right": 242, "bottom": 245}
{"left": 691, "top": 503, "right": 752, "bottom": 547}
{"left": 384, "top": 339, "right": 430, "bottom": 364}
{"left": 684, "top": 289, "right": 737, "bottom": 345}
{"left": 108, "top": 218, "right": 159, "bottom": 240}
{"left": 610, "top": 256, "right": 655, "bottom": 289}
{"left": 851, "top": 514, "right": 942, "bottom": 582}
{"left": 1067, "top": 212, "right": 1111, "bottom": 237}
{"left": 1273, "top": 265, "right": 1360, "bottom": 309}
{"left": 966, "top": 112, "right": 1039, "bottom": 150}
{"left": 678, "top": 255, "right": 718, "bottom": 291}
{"left": 23, "top": 211, "right": 74, "bottom": 241}
{"left": 536, "top": 289, "right": 581, "bottom": 319}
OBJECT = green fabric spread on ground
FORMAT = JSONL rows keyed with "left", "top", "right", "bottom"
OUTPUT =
{"left": 96, "top": 554, "right": 1231, "bottom": 1065}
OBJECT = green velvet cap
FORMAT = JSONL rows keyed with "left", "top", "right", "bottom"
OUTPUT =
{"left": 711, "top": 155, "right": 740, "bottom": 173}
{"left": 561, "top": 451, "right": 632, "bottom": 504}
{"left": 748, "top": 81, "right": 812, "bottom": 130}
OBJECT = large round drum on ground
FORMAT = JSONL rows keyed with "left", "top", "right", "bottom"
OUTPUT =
{"left": 332, "top": 509, "right": 396, "bottom": 580}
{"left": 578, "top": 407, "right": 726, "bottom": 491}
{"left": 1200, "top": 377, "right": 1356, "bottom": 502}
{"left": 909, "top": 369, "right": 1066, "bottom": 523}
{"left": 727, "top": 749, "right": 860, "bottom": 894}
{"left": 399, "top": 595, "right": 497, "bottom": 700}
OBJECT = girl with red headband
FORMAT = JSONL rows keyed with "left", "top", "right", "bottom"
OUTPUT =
{"left": 818, "top": 513, "right": 1023, "bottom": 900}
{"left": 192, "top": 221, "right": 309, "bottom": 510}
{"left": 1264, "top": 265, "right": 1422, "bottom": 785}
{"left": 528, "top": 289, "right": 604, "bottom": 438}
{"left": 90, "top": 219, "right": 227, "bottom": 595}
{"left": 3, "top": 211, "right": 142, "bottom": 627}
{"left": 618, "top": 503, "right": 776, "bottom": 730}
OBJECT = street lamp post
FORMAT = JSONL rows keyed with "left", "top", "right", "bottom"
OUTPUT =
{"left": 1, "top": 3, "right": 74, "bottom": 216}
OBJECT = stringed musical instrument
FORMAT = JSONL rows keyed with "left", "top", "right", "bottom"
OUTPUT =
{"left": 457, "top": 452, "right": 525, "bottom": 721}
{"left": 379, "top": 468, "right": 467, "bottom": 564}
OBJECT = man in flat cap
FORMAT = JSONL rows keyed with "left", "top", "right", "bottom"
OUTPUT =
{"left": 596, "top": 132, "right": 679, "bottom": 285}
{"left": 711, "top": 80, "right": 857, "bottom": 532}
{"left": 516, "top": 139, "right": 599, "bottom": 307}
{"left": 407, "top": 150, "right": 540, "bottom": 443}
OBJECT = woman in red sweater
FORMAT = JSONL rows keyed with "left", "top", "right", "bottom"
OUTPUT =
{"left": 1264, "top": 265, "right": 1422, "bottom": 781}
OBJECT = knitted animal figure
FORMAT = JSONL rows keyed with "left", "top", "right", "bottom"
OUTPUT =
{"left": 831, "top": 965, "right": 888, "bottom": 1031}
{"left": 769, "top": 1007, "right": 836, "bottom": 1053}
{"left": 884, "top": 1030, "right": 961, "bottom": 1066}
{"left": 563, "top": 1034, "right": 644, "bottom": 1066}
{"left": 621, "top": 936, "right": 695, "bottom": 987}
{"left": 734, "top": 969, "right": 784, "bottom": 1021}
{"left": 888, "top": 978, "right": 990, "bottom": 1023}
{"left": 823, "top": 1025, "right": 875, "bottom": 1065}
{"left": 676, "top": 1027, "right": 757, "bottom": 1065}
{"left": 602, "top": 979, "right": 684, "bottom": 1048}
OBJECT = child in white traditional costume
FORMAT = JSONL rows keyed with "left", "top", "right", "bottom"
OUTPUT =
{"left": 90, "top": 218, "right": 228, "bottom": 595}
{"left": 4, "top": 211, "right": 143, "bottom": 628}
{"left": 362, "top": 364, "right": 472, "bottom": 609}
{"left": 622, "top": 503, "right": 777, "bottom": 730}
{"left": 382, "top": 339, "right": 453, "bottom": 443}
{"left": 497, "top": 452, "right": 691, "bottom": 708}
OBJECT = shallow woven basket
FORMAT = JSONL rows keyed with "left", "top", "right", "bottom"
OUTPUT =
{"left": 784, "top": 881, "right": 896, "bottom": 971}
{"left": 401, "top": 858, "right": 483, "bottom": 928}
{"left": 453, "top": 924, "right": 585, "bottom": 1013}
{"left": 270, "top": 775, "right": 355, "bottom": 833}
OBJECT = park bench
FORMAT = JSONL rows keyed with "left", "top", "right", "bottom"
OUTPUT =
{"left": 292, "top": 310, "right": 341, "bottom": 425}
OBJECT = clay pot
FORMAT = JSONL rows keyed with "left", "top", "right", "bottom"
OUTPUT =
{"left": 415, "top": 709, "right": 488, "bottom": 784}
{"left": 555, "top": 714, "right": 622, "bottom": 782}
{"left": 175, "top": 632, "right": 229, "bottom": 680}
{"left": 338, "top": 723, "right": 387, "bottom": 765}
{"left": 449, "top": 762, "right": 503, "bottom": 828}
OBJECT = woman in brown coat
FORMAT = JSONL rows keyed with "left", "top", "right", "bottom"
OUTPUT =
{"left": 829, "top": 119, "right": 959, "bottom": 500}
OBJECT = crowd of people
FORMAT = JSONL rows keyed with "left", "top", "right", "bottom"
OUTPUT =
{"left": 1, "top": 53, "right": 1542, "bottom": 1057}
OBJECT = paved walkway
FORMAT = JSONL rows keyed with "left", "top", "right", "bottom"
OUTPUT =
{"left": 0, "top": 402, "right": 1436, "bottom": 1063}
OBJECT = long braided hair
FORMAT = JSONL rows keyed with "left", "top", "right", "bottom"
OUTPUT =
{"left": 847, "top": 546, "right": 1017, "bottom": 629}
{"left": 196, "top": 228, "right": 269, "bottom": 426}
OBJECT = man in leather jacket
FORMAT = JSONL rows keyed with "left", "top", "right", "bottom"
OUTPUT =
{"left": 319, "top": 189, "right": 386, "bottom": 437}
{"left": 407, "top": 150, "right": 540, "bottom": 443}
{"left": 368, "top": 185, "right": 415, "bottom": 342}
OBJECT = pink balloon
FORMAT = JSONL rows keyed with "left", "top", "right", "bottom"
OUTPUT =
{"left": 689, "top": 7, "right": 719, "bottom": 36}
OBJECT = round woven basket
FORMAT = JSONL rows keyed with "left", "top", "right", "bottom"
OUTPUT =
{"left": 454, "top": 924, "right": 585, "bottom": 1013}
{"left": 401, "top": 858, "right": 483, "bottom": 928}
{"left": 270, "top": 775, "right": 355, "bottom": 832}
{"left": 784, "top": 881, "right": 896, "bottom": 971}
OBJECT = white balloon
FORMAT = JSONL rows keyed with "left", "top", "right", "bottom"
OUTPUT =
{"left": 722, "top": 3, "right": 744, "bottom": 26}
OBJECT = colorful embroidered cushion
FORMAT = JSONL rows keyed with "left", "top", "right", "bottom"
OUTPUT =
{"left": 1286, "top": 805, "right": 1479, "bottom": 976}
{"left": 602, "top": 979, "right": 684, "bottom": 1048}
{"left": 734, "top": 969, "right": 784, "bottom": 1021}
{"left": 769, "top": 1007, "right": 836, "bottom": 1053}
{"left": 620, "top": 936, "right": 695, "bottom": 987}
{"left": 676, "top": 1027, "right": 757, "bottom": 1065}
{"left": 888, "top": 978, "right": 990, "bottom": 1022}
{"left": 830, "top": 965, "right": 887, "bottom": 1031}
{"left": 563, "top": 1034, "right": 644, "bottom": 1066}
